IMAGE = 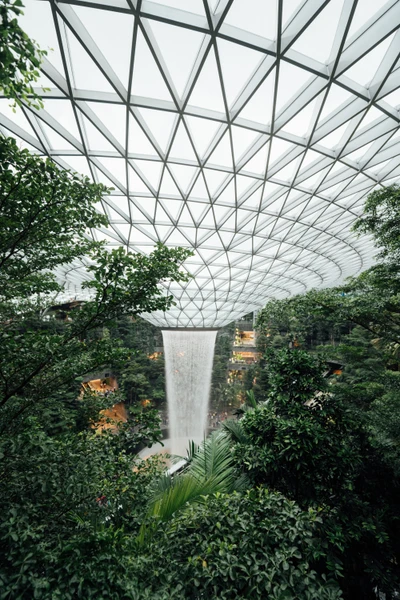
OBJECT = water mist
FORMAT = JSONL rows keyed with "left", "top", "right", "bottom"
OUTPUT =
{"left": 162, "top": 329, "right": 218, "bottom": 456}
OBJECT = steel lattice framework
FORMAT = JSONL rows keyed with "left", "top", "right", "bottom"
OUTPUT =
{"left": 2, "top": 0, "right": 400, "bottom": 327}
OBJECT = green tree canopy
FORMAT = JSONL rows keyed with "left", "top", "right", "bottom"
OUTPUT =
{"left": 0, "top": 0, "right": 47, "bottom": 108}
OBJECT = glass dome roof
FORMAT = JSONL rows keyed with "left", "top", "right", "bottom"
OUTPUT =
{"left": 2, "top": 0, "right": 400, "bottom": 327}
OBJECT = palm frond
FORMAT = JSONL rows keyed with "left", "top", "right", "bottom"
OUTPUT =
{"left": 138, "top": 475, "right": 219, "bottom": 544}
{"left": 222, "top": 418, "right": 249, "bottom": 444}
{"left": 190, "top": 430, "right": 237, "bottom": 490}
{"left": 246, "top": 389, "right": 257, "bottom": 408}
{"left": 138, "top": 429, "right": 250, "bottom": 545}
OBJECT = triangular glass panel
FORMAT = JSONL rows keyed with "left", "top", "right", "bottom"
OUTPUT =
{"left": 218, "top": 230, "right": 235, "bottom": 247}
{"left": 185, "top": 115, "right": 222, "bottom": 158}
{"left": 262, "top": 181, "right": 284, "bottom": 201}
{"left": 106, "top": 197, "right": 130, "bottom": 220}
{"left": 187, "top": 47, "right": 225, "bottom": 113}
{"left": 217, "top": 38, "right": 263, "bottom": 108}
{"left": 188, "top": 173, "right": 209, "bottom": 200}
{"left": 97, "top": 157, "right": 127, "bottom": 188}
{"left": 204, "top": 232, "right": 224, "bottom": 249}
{"left": 380, "top": 87, "right": 400, "bottom": 109}
{"left": 160, "top": 198, "right": 183, "bottom": 221}
{"left": 86, "top": 102, "right": 126, "bottom": 147}
{"left": 347, "top": 0, "right": 389, "bottom": 39}
{"left": 73, "top": 5, "right": 134, "bottom": 88}
{"left": 206, "top": 130, "right": 233, "bottom": 168}
{"left": 132, "top": 196, "right": 156, "bottom": 220}
{"left": 318, "top": 83, "right": 353, "bottom": 123}
{"left": 262, "top": 195, "right": 285, "bottom": 214}
{"left": 212, "top": 205, "right": 231, "bottom": 225}
{"left": 128, "top": 165, "right": 151, "bottom": 194}
{"left": 222, "top": 214, "right": 237, "bottom": 231}
{"left": 155, "top": 203, "right": 173, "bottom": 224}
{"left": 178, "top": 205, "right": 195, "bottom": 226}
{"left": 169, "top": 121, "right": 197, "bottom": 162}
{"left": 147, "top": 18, "right": 206, "bottom": 99}
{"left": 19, "top": 2, "right": 66, "bottom": 76}
{"left": 128, "top": 114, "right": 156, "bottom": 155}
{"left": 239, "top": 71, "right": 275, "bottom": 125}
{"left": 169, "top": 164, "right": 198, "bottom": 194}
{"left": 358, "top": 105, "right": 384, "bottom": 129}
{"left": 214, "top": 178, "right": 236, "bottom": 206}
{"left": 131, "top": 226, "right": 154, "bottom": 244}
{"left": 223, "top": 0, "right": 277, "bottom": 41}
{"left": 187, "top": 200, "right": 207, "bottom": 224}
{"left": 137, "top": 224, "right": 157, "bottom": 242}
{"left": 343, "top": 34, "right": 394, "bottom": 87}
{"left": 131, "top": 30, "right": 173, "bottom": 102}
{"left": 159, "top": 168, "right": 181, "bottom": 196}
{"left": 274, "top": 157, "right": 300, "bottom": 182}
{"left": 199, "top": 209, "right": 215, "bottom": 227}
{"left": 36, "top": 120, "right": 76, "bottom": 151}
{"left": 203, "top": 168, "right": 228, "bottom": 196}
{"left": 42, "top": 100, "right": 81, "bottom": 141}
{"left": 94, "top": 166, "right": 118, "bottom": 189}
{"left": 155, "top": 224, "right": 172, "bottom": 241}
{"left": 316, "top": 122, "right": 348, "bottom": 148}
{"left": 291, "top": 0, "right": 345, "bottom": 63}
{"left": 275, "top": 61, "right": 312, "bottom": 114}
{"left": 242, "top": 141, "right": 269, "bottom": 175}
{"left": 80, "top": 114, "right": 115, "bottom": 151}
{"left": 65, "top": 26, "right": 114, "bottom": 93}
{"left": 138, "top": 108, "right": 177, "bottom": 154}
{"left": 133, "top": 159, "right": 163, "bottom": 189}
{"left": 240, "top": 187, "right": 262, "bottom": 209}
{"left": 268, "top": 137, "right": 295, "bottom": 166}
{"left": 64, "top": 155, "right": 93, "bottom": 179}
{"left": 231, "top": 125, "right": 260, "bottom": 164}
{"left": 236, "top": 174, "right": 255, "bottom": 198}
{"left": 282, "top": 94, "right": 321, "bottom": 138}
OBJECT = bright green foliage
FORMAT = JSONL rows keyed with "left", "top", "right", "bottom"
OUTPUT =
{"left": 0, "top": 421, "right": 165, "bottom": 599}
{"left": 0, "top": 97, "right": 193, "bottom": 598}
{"left": 0, "top": 136, "right": 108, "bottom": 301}
{"left": 0, "top": 0, "right": 47, "bottom": 109}
{"left": 134, "top": 489, "right": 342, "bottom": 600}
{"left": 139, "top": 430, "right": 248, "bottom": 544}
{"left": 231, "top": 348, "right": 357, "bottom": 504}
{"left": 0, "top": 137, "right": 192, "bottom": 425}
{"left": 226, "top": 346, "right": 400, "bottom": 599}
{"left": 266, "top": 347, "right": 327, "bottom": 404}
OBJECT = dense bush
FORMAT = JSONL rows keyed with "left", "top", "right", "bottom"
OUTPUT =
{"left": 135, "top": 489, "right": 342, "bottom": 600}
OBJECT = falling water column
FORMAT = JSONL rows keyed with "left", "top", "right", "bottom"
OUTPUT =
{"left": 162, "top": 329, "right": 218, "bottom": 456}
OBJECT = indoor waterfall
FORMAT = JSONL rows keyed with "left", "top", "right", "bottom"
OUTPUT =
{"left": 162, "top": 329, "right": 218, "bottom": 456}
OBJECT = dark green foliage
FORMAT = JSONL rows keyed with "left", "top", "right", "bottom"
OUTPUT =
{"left": 0, "top": 77, "right": 192, "bottom": 598}
{"left": 232, "top": 349, "right": 357, "bottom": 503}
{"left": 210, "top": 323, "right": 234, "bottom": 410}
{"left": 0, "top": 421, "right": 165, "bottom": 600}
{"left": 134, "top": 489, "right": 342, "bottom": 600}
{"left": 0, "top": 136, "right": 107, "bottom": 302}
{"left": 327, "top": 327, "right": 386, "bottom": 412}
{"left": 226, "top": 346, "right": 400, "bottom": 599}
{"left": 353, "top": 184, "right": 400, "bottom": 262}
{"left": 0, "top": 0, "right": 47, "bottom": 109}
